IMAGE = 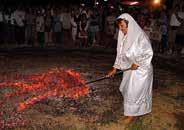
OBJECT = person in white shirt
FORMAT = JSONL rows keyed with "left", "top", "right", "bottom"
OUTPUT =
{"left": 70, "top": 11, "right": 78, "bottom": 43}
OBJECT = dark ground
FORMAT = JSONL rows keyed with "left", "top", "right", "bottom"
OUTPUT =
{"left": 0, "top": 48, "right": 183, "bottom": 130}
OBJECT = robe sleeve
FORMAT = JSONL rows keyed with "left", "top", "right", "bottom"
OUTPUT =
{"left": 135, "top": 34, "right": 153, "bottom": 67}
{"left": 113, "top": 35, "right": 122, "bottom": 70}
{"left": 113, "top": 54, "right": 122, "bottom": 70}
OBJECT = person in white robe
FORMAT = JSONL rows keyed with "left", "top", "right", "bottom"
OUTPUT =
{"left": 107, "top": 13, "right": 153, "bottom": 124}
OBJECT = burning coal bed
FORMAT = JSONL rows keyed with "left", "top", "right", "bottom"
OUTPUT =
{"left": 0, "top": 68, "right": 90, "bottom": 129}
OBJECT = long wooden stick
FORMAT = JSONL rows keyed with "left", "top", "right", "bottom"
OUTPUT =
{"left": 85, "top": 68, "right": 131, "bottom": 85}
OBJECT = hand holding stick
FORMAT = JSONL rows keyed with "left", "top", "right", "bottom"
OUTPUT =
{"left": 86, "top": 68, "right": 131, "bottom": 85}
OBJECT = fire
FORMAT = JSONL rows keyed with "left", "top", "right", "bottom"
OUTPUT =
{"left": 0, "top": 68, "right": 89, "bottom": 111}
{"left": 0, "top": 68, "right": 90, "bottom": 129}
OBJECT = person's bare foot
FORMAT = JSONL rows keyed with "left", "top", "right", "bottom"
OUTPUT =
{"left": 124, "top": 116, "right": 136, "bottom": 125}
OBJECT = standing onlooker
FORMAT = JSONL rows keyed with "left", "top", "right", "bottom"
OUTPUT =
{"left": 159, "top": 10, "right": 168, "bottom": 54}
{"left": 25, "top": 8, "right": 35, "bottom": 46}
{"left": 36, "top": 12, "right": 45, "bottom": 47}
{"left": 106, "top": 11, "right": 116, "bottom": 36}
{"left": 175, "top": 5, "right": 184, "bottom": 56}
{"left": 169, "top": 5, "right": 182, "bottom": 54}
{"left": 4, "top": 8, "right": 12, "bottom": 44}
{"left": 78, "top": 13, "right": 89, "bottom": 47}
{"left": 44, "top": 10, "right": 52, "bottom": 46}
{"left": 14, "top": 7, "right": 25, "bottom": 45}
{"left": 70, "top": 11, "right": 78, "bottom": 44}
{"left": 88, "top": 10, "right": 100, "bottom": 46}
{"left": 150, "top": 22, "right": 161, "bottom": 53}
{"left": 160, "top": 21, "right": 168, "bottom": 54}
{"left": 0, "top": 7, "right": 4, "bottom": 44}
{"left": 53, "top": 9, "right": 62, "bottom": 46}
{"left": 62, "top": 8, "right": 71, "bottom": 43}
{"left": 105, "top": 11, "right": 117, "bottom": 48}
{"left": 73, "top": 10, "right": 81, "bottom": 41}
{"left": 32, "top": 9, "right": 37, "bottom": 46}
{"left": 137, "top": 10, "right": 146, "bottom": 28}
{"left": 10, "top": 8, "right": 16, "bottom": 44}
{"left": 144, "top": 20, "right": 152, "bottom": 39}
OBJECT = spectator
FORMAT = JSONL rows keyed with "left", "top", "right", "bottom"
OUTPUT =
{"left": 62, "top": 8, "right": 71, "bottom": 43}
{"left": 70, "top": 11, "right": 78, "bottom": 44}
{"left": 4, "top": 8, "right": 12, "bottom": 44}
{"left": 44, "top": 10, "right": 52, "bottom": 46}
{"left": 137, "top": 10, "right": 146, "bottom": 28}
{"left": 25, "top": 8, "right": 35, "bottom": 46}
{"left": 0, "top": 7, "right": 4, "bottom": 44}
{"left": 14, "top": 7, "right": 25, "bottom": 45}
{"left": 78, "top": 13, "right": 89, "bottom": 47}
{"left": 53, "top": 9, "right": 62, "bottom": 46}
{"left": 169, "top": 5, "right": 182, "bottom": 54}
{"left": 159, "top": 10, "right": 168, "bottom": 54}
{"left": 150, "top": 22, "right": 161, "bottom": 53}
{"left": 105, "top": 11, "right": 117, "bottom": 48}
{"left": 106, "top": 11, "right": 116, "bottom": 36}
{"left": 175, "top": 5, "right": 184, "bottom": 56}
{"left": 160, "top": 21, "right": 168, "bottom": 54}
{"left": 36, "top": 11, "right": 45, "bottom": 47}
{"left": 144, "top": 20, "right": 152, "bottom": 39}
{"left": 88, "top": 10, "right": 100, "bottom": 46}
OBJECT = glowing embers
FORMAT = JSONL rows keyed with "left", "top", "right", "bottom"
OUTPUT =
{"left": 0, "top": 68, "right": 89, "bottom": 112}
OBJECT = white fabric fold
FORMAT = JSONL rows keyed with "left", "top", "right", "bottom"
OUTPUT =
{"left": 113, "top": 13, "right": 153, "bottom": 116}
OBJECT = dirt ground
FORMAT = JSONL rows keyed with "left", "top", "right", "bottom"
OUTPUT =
{"left": 0, "top": 50, "right": 183, "bottom": 130}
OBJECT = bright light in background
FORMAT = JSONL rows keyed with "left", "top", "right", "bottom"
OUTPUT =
{"left": 153, "top": 0, "right": 161, "bottom": 5}
{"left": 95, "top": 2, "right": 99, "bottom": 5}
{"left": 130, "top": 1, "right": 139, "bottom": 5}
{"left": 81, "top": 3, "right": 85, "bottom": 6}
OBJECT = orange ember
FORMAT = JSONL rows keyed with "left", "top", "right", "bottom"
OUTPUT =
{"left": 0, "top": 68, "right": 90, "bottom": 112}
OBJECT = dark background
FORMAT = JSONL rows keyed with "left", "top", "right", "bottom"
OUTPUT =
{"left": 0, "top": 0, "right": 174, "bottom": 9}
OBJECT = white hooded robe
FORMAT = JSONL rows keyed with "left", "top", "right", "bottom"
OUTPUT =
{"left": 113, "top": 13, "right": 153, "bottom": 116}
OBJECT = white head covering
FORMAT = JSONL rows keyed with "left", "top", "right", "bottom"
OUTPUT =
{"left": 117, "top": 13, "right": 145, "bottom": 52}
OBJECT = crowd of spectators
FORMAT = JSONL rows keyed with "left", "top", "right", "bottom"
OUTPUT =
{"left": 0, "top": 3, "right": 183, "bottom": 56}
